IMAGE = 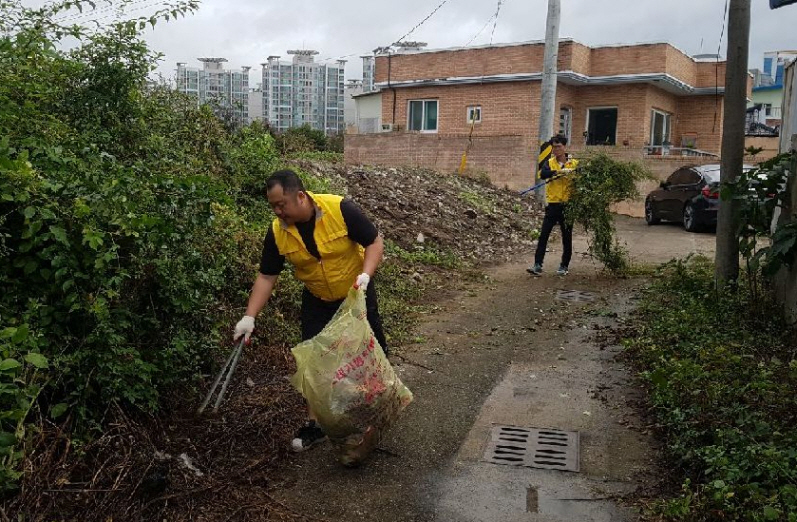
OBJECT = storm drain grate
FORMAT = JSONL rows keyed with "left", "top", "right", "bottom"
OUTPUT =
{"left": 555, "top": 290, "right": 596, "bottom": 303}
{"left": 483, "top": 425, "right": 580, "bottom": 472}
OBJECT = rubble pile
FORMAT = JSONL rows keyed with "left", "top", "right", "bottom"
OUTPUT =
{"left": 296, "top": 161, "right": 544, "bottom": 265}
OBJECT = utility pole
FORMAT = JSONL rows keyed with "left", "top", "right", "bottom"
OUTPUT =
{"left": 536, "top": 0, "right": 560, "bottom": 203}
{"left": 715, "top": 0, "right": 750, "bottom": 285}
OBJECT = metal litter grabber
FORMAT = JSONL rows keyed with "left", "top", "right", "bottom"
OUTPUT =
{"left": 197, "top": 338, "right": 245, "bottom": 414}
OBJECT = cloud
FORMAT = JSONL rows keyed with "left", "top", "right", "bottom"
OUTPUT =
{"left": 42, "top": 0, "right": 796, "bottom": 84}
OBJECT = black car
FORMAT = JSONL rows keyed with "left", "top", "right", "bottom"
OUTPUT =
{"left": 645, "top": 163, "right": 753, "bottom": 232}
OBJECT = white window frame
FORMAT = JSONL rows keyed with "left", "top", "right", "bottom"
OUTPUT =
{"left": 559, "top": 106, "right": 572, "bottom": 142}
{"left": 585, "top": 106, "right": 618, "bottom": 146}
{"left": 408, "top": 99, "right": 439, "bottom": 133}
{"left": 466, "top": 105, "right": 482, "bottom": 124}
{"left": 649, "top": 108, "right": 672, "bottom": 146}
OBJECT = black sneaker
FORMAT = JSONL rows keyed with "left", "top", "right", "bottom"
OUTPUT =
{"left": 291, "top": 421, "right": 327, "bottom": 452}
{"left": 526, "top": 263, "right": 543, "bottom": 276}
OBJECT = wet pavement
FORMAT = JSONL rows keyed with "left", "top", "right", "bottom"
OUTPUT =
{"left": 273, "top": 216, "right": 716, "bottom": 521}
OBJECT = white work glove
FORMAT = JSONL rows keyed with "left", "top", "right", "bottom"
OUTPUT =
{"left": 233, "top": 315, "right": 255, "bottom": 343}
{"left": 354, "top": 273, "right": 370, "bottom": 291}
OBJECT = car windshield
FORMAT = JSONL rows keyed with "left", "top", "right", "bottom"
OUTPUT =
{"left": 702, "top": 169, "right": 722, "bottom": 183}
{"left": 702, "top": 166, "right": 754, "bottom": 184}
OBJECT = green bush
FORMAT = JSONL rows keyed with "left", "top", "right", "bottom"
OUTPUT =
{"left": 276, "top": 124, "right": 328, "bottom": 153}
{"left": 0, "top": 0, "right": 274, "bottom": 492}
{"left": 626, "top": 256, "right": 797, "bottom": 521}
{"left": 567, "top": 153, "right": 652, "bottom": 273}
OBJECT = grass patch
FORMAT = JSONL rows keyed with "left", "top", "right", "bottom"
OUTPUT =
{"left": 625, "top": 255, "right": 797, "bottom": 521}
{"left": 385, "top": 239, "right": 462, "bottom": 270}
{"left": 458, "top": 190, "right": 494, "bottom": 215}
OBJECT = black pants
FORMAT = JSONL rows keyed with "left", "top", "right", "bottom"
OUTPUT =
{"left": 300, "top": 280, "right": 389, "bottom": 354}
{"left": 534, "top": 203, "right": 573, "bottom": 268}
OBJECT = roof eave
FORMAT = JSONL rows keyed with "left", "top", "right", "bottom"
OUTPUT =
{"left": 374, "top": 71, "right": 725, "bottom": 96}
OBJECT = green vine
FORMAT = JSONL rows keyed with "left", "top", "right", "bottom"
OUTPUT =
{"left": 566, "top": 152, "right": 653, "bottom": 273}
{"left": 723, "top": 152, "right": 795, "bottom": 286}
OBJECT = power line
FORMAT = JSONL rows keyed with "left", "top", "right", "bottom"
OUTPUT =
{"left": 394, "top": 0, "right": 450, "bottom": 45}
{"left": 717, "top": 0, "right": 730, "bottom": 56}
{"left": 465, "top": 13, "right": 496, "bottom": 46}
{"left": 53, "top": 0, "right": 163, "bottom": 24}
{"left": 489, "top": 0, "right": 503, "bottom": 45}
{"left": 321, "top": 0, "right": 457, "bottom": 64}
{"left": 713, "top": 0, "right": 730, "bottom": 133}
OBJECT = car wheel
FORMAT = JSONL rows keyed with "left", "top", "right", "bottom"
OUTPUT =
{"left": 645, "top": 199, "right": 660, "bottom": 225}
{"left": 683, "top": 203, "right": 699, "bottom": 232}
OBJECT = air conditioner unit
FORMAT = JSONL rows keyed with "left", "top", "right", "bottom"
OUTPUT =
{"left": 380, "top": 123, "right": 394, "bottom": 132}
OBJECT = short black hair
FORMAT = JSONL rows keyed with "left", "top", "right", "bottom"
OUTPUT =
{"left": 266, "top": 169, "right": 305, "bottom": 194}
{"left": 550, "top": 134, "right": 568, "bottom": 146}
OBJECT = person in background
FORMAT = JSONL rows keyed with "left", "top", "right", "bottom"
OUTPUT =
{"left": 527, "top": 134, "right": 579, "bottom": 276}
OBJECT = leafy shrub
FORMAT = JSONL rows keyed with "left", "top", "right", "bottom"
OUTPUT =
{"left": 567, "top": 153, "right": 652, "bottom": 273}
{"left": 626, "top": 256, "right": 797, "bottom": 521}
{"left": 723, "top": 153, "right": 797, "bottom": 282}
{"left": 0, "top": 0, "right": 278, "bottom": 492}
{"left": 276, "top": 124, "right": 328, "bottom": 153}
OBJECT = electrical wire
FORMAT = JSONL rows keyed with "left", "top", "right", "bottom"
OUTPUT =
{"left": 322, "top": 0, "right": 456, "bottom": 63}
{"left": 53, "top": 0, "right": 164, "bottom": 24}
{"left": 465, "top": 13, "right": 496, "bottom": 46}
{"left": 713, "top": 0, "right": 730, "bottom": 133}
{"left": 394, "top": 0, "right": 450, "bottom": 45}
{"left": 716, "top": 0, "right": 730, "bottom": 56}
{"left": 489, "top": 0, "right": 503, "bottom": 45}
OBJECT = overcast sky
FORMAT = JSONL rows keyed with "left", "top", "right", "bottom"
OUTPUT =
{"left": 46, "top": 0, "right": 797, "bottom": 84}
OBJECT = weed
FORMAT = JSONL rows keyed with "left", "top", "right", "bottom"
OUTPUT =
{"left": 458, "top": 190, "right": 494, "bottom": 215}
{"left": 625, "top": 256, "right": 797, "bottom": 521}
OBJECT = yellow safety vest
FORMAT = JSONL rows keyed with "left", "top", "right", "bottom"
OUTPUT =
{"left": 272, "top": 192, "right": 365, "bottom": 302}
{"left": 545, "top": 156, "right": 579, "bottom": 204}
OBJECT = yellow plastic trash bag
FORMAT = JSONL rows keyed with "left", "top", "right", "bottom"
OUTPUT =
{"left": 290, "top": 287, "right": 413, "bottom": 456}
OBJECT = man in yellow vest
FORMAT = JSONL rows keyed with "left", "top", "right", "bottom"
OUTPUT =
{"left": 527, "top": 134, "right": 578, "bottom": 276}
{"left": 233, "top": 169, "right": 387, "bottom": 452}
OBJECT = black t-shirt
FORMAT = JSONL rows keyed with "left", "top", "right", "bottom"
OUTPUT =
{"left": 259, "top": 198, "right": 378, "bottom": 275}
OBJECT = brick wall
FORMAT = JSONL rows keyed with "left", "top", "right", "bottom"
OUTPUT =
{"left": 375, "top": 43, "right": 547, "bottom": 83}
{"left": 665, "top": 46, "right": 699, "bottom": 86}
{"left": 344, "top": 133, "right": 721, "bottom": 217}
{"left": 344, "top": 133, "right": 534, "bottom": 189}
{"left": 375, "top": 41, "right": 724, "bottom": 87}
{"left": 696, "top": 61, "right": 726, "bottom": 89}
{"left": 569, "top": 42, "right": 592, "bottom": 74}
{"left": 381, "top": 82, "right": 541, "bottom": 137}
{"left": 379, "top": 80, "right": 711, "bottom": 151}
{"left": 589, "top": 44, "right": 668, "bottom": 77}
{"left": 744, "top": 136, "right": 781, "bottom": 161}
{"left": 562, "top": 84, "right": 657, "bottom": 149}
{"left": 676, "top": 95, "right": 724, "bottom": 153}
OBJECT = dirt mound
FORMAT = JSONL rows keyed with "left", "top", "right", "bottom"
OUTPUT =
{"left": 294, "top": 160, "right": 543, "bottom": 265}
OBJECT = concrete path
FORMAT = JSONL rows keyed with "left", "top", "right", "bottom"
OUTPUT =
{"left": 273, "top": 217, "right": 716, "bottom": 521}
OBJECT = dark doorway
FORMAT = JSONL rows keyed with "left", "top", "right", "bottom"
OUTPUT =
{"left": 586, "top": 108, "right": 618, "bottom": 145}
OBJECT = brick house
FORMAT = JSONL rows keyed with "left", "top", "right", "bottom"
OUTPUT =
{"left": 345, "top": 39, "right": 752, "bottom": 190}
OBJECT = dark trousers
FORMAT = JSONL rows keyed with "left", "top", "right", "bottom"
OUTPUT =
{"left": 534, "top": 203, "right": 573, "bottom": 268}
{"left": 300, "top": 280, "right": 389, "bottom": 354}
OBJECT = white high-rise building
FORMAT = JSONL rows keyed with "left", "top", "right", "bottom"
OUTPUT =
{"left": 261, "top": 50, "right": 345, "bottom": 135}
{"left": 362, "top": 55, "right": 375, "bottom": 93}
{"left": 248, "top": 85, "right": 264, "bottom": 124}
{"left": 176, "top": 58, "right": 249, "bottom": 126}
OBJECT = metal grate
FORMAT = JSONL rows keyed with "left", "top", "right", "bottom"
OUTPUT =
{"left": 483, "top": 425, "right": 579, "bottom": 472}
{"left": 555, "top": 290, "right": 596, "bottom": 303}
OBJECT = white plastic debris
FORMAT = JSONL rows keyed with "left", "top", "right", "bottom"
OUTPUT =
{"left": 178, "top": 453, "right": 204, "bottom": 477}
